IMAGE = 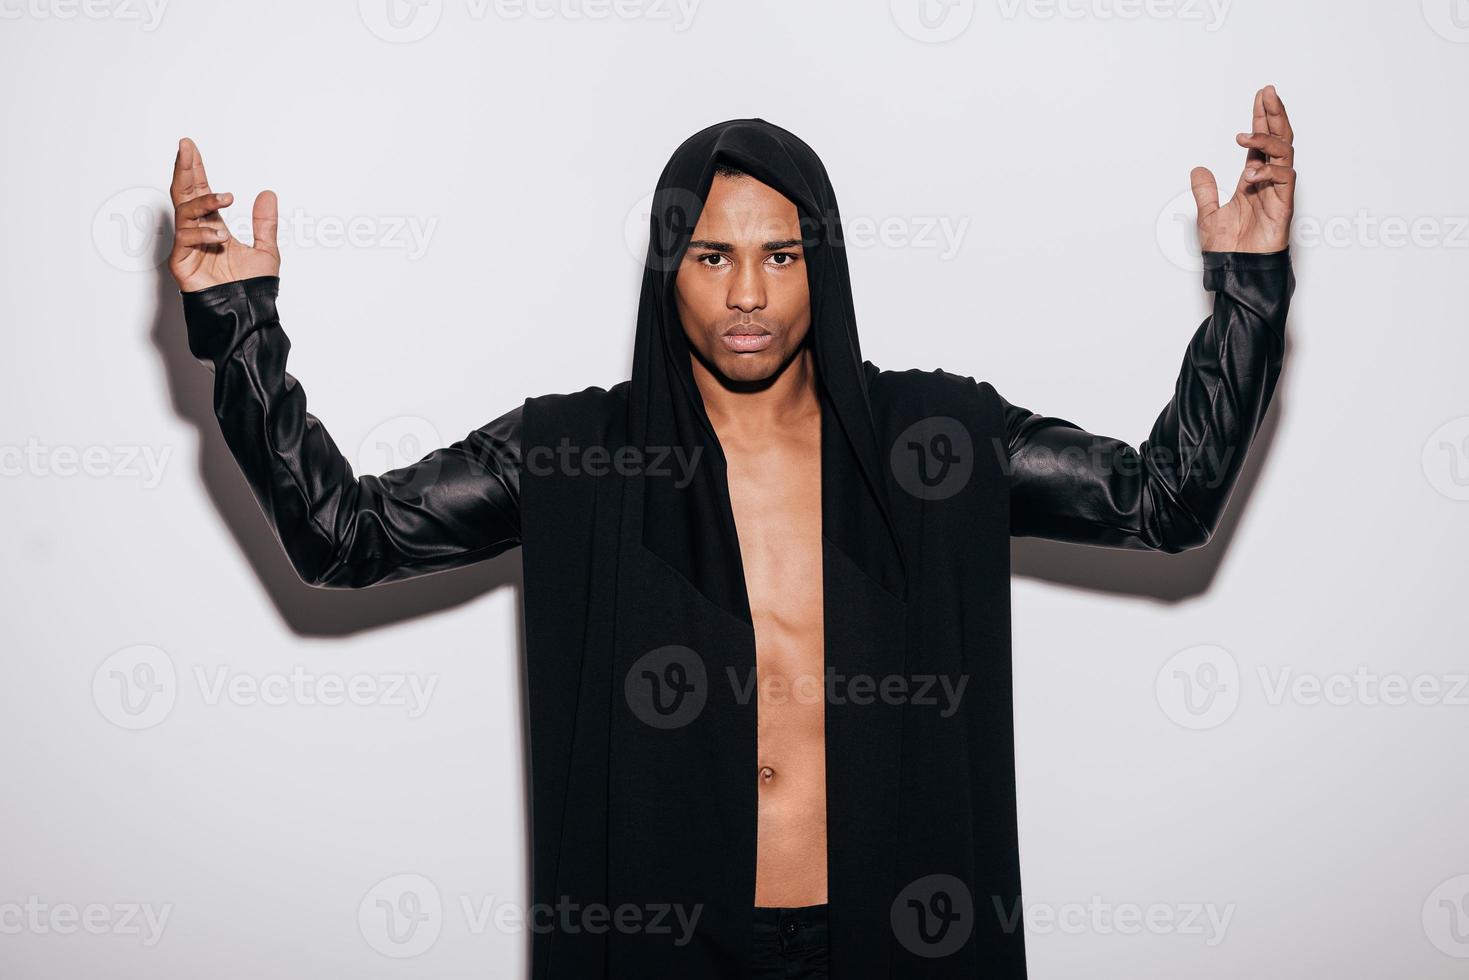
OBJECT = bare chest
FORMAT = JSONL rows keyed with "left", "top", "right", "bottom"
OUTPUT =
{"left": 723, "top": 444, "right": 824, "bottom": 665}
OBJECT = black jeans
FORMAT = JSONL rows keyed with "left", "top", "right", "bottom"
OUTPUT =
{"left": 751, "top": 903, "right": 829, "bottom": 979}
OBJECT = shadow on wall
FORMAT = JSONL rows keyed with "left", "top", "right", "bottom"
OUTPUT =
{"left": 1010, "top": 334, "right": 1292, "bottom": 603}
{"left": 149, "top": 243, "right": 535, "bottom": 968}
{"left": 148, "top": 252, "right": 525, "bottom": 638}
{"left": 149, "top": 219, "right": 1291, "bottom": 979}
{"left": 148, "top": 215, "right": 1296, "bottom": 619}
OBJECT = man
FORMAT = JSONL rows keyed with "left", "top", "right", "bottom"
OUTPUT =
{"left": 169, "top": 87, "right": 1296, "bottom": 979}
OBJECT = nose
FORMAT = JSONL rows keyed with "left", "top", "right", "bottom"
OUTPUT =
{"left": 727, "top": 259, "right": 766, "bottom": 314}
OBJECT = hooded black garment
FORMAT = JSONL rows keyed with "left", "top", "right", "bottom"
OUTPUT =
{"left": 181, "top": 117, "right": 1294, "bottom": 978}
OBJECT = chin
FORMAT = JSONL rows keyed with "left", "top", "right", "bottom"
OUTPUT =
{"left": 711, "top": 349, "right": 786, "bottom": 384}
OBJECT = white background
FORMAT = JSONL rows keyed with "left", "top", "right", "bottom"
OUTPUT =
{"left": 2, "top": 0, "right": 1467, "bottom": 976}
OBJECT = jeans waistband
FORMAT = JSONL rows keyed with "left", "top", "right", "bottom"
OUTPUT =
{"left": 753, "top": 903, "right": 828, "bottom": 953}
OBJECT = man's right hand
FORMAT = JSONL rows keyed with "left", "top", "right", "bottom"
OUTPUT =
{"left": 168, "top": 137, "right": 280, "bottom": 292}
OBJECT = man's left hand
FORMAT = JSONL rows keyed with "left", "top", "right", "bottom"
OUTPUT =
{"left": 1192, "top": 84, "right": 1296, "bottom": 253}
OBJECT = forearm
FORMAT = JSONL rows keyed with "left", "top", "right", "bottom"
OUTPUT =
{"left": 1160, "top": 248, "right": 1294, "bottom": 544}
{"left": 182, "top": 276, "right": 522, "bottom": 587}
{"left": 1004, "top": 248, "right": 1295, "bottom": 552}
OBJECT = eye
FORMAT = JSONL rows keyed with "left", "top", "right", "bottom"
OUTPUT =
{"left": 767, "top": 252, "right": 800, "bottom": 267}
{"left": 695, "top": 253, "right": 729, "bottom": 268}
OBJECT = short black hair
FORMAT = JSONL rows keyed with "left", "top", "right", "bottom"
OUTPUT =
{"left": 712, "top": 161, "right": 747, "bottom": 179}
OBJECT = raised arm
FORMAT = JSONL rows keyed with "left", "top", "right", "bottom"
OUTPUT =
{"left": 1000, "top": 85, "right": 1297, "bottom": 553}
{"left": 1000, "top": 248, "right": 1293, "bottom": 552}
{"left": 170, "top": 139, "right": 521, "bottom": 589}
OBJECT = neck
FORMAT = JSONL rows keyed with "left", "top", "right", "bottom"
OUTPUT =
{"left": 690, "top": 346, "right": 820, "bottom": 440}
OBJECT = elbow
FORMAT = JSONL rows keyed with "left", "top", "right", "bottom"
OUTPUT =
{"left": 285, "top": 535, "right": 373, "bottom": 590}
{"left": 1146, "top": 493, "right": 1217, "bottom": 554}
{"left": 294, "top": 557, "right": 353, "bottom": 590}
{"left": 296, "top": 555, "right": 384, "bottom": 590}
{"left": 1158, "top": 532, "right": 1208, "bottom": 555}
{"left": 1155, "top": 514, "right": 1215, "bottom": 554}
{"left": 300, "top": 570, "right": 357, "bottom": 590}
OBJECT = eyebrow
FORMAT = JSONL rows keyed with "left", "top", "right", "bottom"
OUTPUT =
{"left": 686, "top": 238, "right": 804, "bottom": 253}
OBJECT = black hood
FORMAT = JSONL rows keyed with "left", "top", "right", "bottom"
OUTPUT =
{"left": 630, "top": 117, "right": 909, "bottom": 619}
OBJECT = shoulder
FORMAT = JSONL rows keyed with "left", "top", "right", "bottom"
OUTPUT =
{"left": 523, "top": 380, "right": 630, "bottom": 443}
{"left": 862, "top": 362, "right": 1001, "bottom": 429}
{"left": 525, "top": 379, "right": 629, "bottom": 412}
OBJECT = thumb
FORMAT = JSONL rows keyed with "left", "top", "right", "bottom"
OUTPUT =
{"left": 1189, "top": 166, "right": 1219, "bottom": 220}
{"left": 252, "top": 190, "right": 280, "bottom": 258}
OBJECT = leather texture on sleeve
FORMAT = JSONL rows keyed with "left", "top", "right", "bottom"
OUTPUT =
{"left": 999, "top": 248, "right": 1294, "bottom": 553}
{"left": 182, "top": 275, "right": 522, "bottom": 588}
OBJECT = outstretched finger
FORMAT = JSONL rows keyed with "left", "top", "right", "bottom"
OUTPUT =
{"left": 1235, "top": 131, "right": 1293, "bottom": 166}
{"left": 169, "top": 139, "right": 192, "bottom": 205}
{"left": 252, "top": 190, "right": 280, "bottom": 259}
{"left": 1262, "top": 84, "right": 1294, "bottom": 144}
{"left": 189, "top": 138, "right": 214, "bottom": 199}
{"left": 1242, "top": 163, "right": 1295, "bottom": 187}
{"left": 1243, "top": 162, "right": 1296, "bottom": 210}
{"left": 175, "top": 191, "right": 234, "bottom": 225}
{"left": 170, "top": 137, "right": 213, "bottom": 205}
{"left": 174, "top": 225, "right": 231, "bottom": 248}
{"left": 1190, "top": 166, "right": 1220, "bottom": 219}
{"left": 1244, "top": 88, "right": 1268, "bottom": 172}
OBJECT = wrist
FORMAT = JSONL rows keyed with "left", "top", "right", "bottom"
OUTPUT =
{"left": 180, "top": 274, "right": 280, "bottom": 301}
{"left": 1200, "top": 248, "right": 1291, "bottom": 270}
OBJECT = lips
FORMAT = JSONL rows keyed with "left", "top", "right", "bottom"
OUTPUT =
{"left": 721, "top": 324, "right": 773, "bottom": 353}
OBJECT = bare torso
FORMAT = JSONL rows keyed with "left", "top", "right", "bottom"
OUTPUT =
{"left": 717, "top": 405, "right": 827, "bottom": 908}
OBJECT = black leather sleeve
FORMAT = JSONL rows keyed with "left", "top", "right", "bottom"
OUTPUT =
{"left": 998, "top": 249, "right": 1295, "bottom": 553}
{"left": 181, "top": 275, "right": 523, "bottom": 588}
